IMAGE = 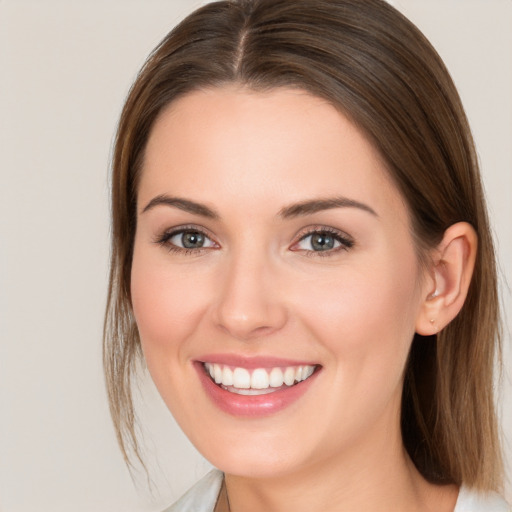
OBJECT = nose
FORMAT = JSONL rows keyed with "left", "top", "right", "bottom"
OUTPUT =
{"left": 211, "top": 250, "right": 288, "bottom": 341}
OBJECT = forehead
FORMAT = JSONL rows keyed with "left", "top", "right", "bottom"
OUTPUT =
{"left": 139, "top": 86, "right": 408, "bottom": 221}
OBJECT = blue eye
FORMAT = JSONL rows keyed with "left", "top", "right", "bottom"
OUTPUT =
{"left": 170, "top": 230, "right": 214, "bottom": 249}
{"left": 295, "top": 229, "right": 353, "bottom": 253}
{"left": 157, "top": 228, "right": 217, "bottom": 252}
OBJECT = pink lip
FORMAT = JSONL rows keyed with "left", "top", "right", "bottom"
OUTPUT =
{"left": 194, "top": 357, "right": 320, "bottom": 417}
{"left": 198, "top": 353, "right": 317, "bottom": 369}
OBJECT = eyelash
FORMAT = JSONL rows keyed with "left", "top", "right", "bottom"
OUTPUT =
{"left": 154, "top": 225, "right": 354, "bottom": 257}
{"left": 154, "top": 225, "right": 217, "bottom": 256}
{"left": 292, "top": 226, "right": 354, "bottom": 257}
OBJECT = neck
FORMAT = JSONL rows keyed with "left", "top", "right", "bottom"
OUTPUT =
{"left": 224, "top": 417, "right": 458, "bottom": 512}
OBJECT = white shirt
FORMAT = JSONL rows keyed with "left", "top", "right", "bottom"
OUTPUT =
{"left": 164, "top": 470, "right": 511, "bottom": 512}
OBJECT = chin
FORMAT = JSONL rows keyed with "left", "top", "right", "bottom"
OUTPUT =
{"left": 209, "top": 449, "right": 305, "bottom": 479}
{"left": 186, "top": 420, "right": 320, "bottom": 480}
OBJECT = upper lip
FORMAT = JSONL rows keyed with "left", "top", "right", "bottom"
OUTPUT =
{"left": 197, "top": 353, "right": 320, "bottom": 369}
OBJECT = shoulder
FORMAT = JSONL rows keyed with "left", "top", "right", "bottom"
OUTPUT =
{"left": 162, "top": 470, "right": 224, "bottom": 512}
{"left": 454, "top": 486, "right": 511, "bottom": 512}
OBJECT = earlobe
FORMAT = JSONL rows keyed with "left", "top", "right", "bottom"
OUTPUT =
{"left": 415, "top": 222, "right": 477, "bottom": 336}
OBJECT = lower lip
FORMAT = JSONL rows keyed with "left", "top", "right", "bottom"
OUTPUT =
{"left": 195, "top": 362, "right": 319, "bottom": 417}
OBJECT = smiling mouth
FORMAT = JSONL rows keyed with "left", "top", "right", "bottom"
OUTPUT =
{"left": 203, "top": 362, "right": 318, "bottom": 396}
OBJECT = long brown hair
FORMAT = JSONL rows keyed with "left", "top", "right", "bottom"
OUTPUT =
{"left": 104, "top": 0, "right": 503, "bottom": 490}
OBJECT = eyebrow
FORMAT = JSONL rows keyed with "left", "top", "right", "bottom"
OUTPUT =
{"left": 141, "top": 194, "right": 220, "bottom": 219}
{"left": 141, "top": 194, "right": 377, "bottom": 219}
{"left": 279, "top": 197, "right": 378, "bottom": 218}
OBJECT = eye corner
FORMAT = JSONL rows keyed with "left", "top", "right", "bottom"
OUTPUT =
{"left": 153, "top": 224, "right": 220, "bottom": 254}
{"left": 290, "top": 226, "right": 354, "bottom": 256}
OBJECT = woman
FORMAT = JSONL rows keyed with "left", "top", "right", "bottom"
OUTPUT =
{"left": 103, "top": 0, "right": 510, "bottom": 510}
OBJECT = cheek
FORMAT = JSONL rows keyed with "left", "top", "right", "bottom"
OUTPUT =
{"left": 130, "top": 246, "right": 208, "bottom": 363}
{"left": 295, "top": 250, "right": 422, "bottom": 383}
{"left": 288, "top": 253, "right": 422, "bottom": 445}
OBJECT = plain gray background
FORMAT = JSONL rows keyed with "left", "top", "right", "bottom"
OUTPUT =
{"left": 1, "top": 1, "right": 510, "bottom": 510}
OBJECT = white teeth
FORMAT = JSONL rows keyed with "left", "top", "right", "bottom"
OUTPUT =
{"left": 303, "top": 365, "right": 315, "bottom": 379}
{"left": 251, "top": 368, "right": 269, "bottom": 389}
{"left": 222, "top": 366, "right": 233, "bottom": 386}
{"left": 284, "top": 367, "right": 295, "bottom": 386}
{"left": 214, "top": 364, "right": 223, "bottom": 384}
{"left": 228, "top": 387, "right": 279, "bottom": 396}
{"left": 269, "top": 367, "right": 284, "bottom": 387}
{"left": 232, "top": 367, "right": 251, "bottom": 389}
{"left": 203, "top": 362, "right": 317, "bottom": 392}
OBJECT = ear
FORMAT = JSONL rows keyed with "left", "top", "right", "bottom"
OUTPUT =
{"left": 415, "top": 222, "right": 477, "bottom": 335}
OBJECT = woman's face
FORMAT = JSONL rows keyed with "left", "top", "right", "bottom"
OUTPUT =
{"left": 131, "top": 86, "right": 430, "bottom": 478}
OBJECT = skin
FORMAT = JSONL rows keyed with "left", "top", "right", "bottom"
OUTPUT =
{"left": 131, "top": 86, "right": 473, "bottom": 511}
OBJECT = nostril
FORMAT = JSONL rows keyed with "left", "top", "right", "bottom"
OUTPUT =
{"left": 216, "top": 321, "right": 280, "bottom": 342}
{"left": 210, "top": 258, "right": 288, "bottom": 339}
